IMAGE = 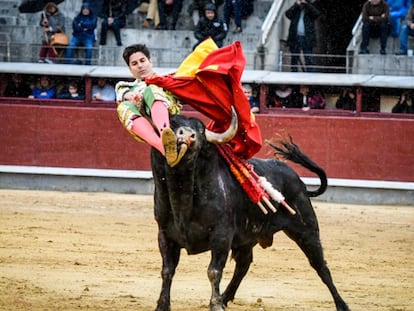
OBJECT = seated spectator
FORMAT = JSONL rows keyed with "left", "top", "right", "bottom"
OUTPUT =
{"left": 188, "top": 0, "right": 222, "bottom": 22}
{"left": 57, "top": 80, "right": 85, "bottom": 100}
{"left": 157, "top": 0, "right": 183, "bottom": 30}
{"left": 142, "top": 0, "right": 160, "bottom": 29}
{"left": 391, "top": 90, "right": 414, "bottom": 113}
{"left": 38, "top": 2, "right": 66, "bottom": 63}
{"left": 307, "top": 87, "right": 326, "bottom": 109}
{"left": 193, "top": 3, "right": 227, "bottom": 49}
{"left": 360, "top": 0, "right": 390, "bottom": 55}
{"left": 290, "top": 85, "right": 326, "bottom": 110}
{"left": 242, "top": 83, "right": 260, "bottom": 113}
{"left": 270, "top": 84, "right": 297, "bottom": 108}
{"left": 29, "top": 75, "right": 56, "bottom": 99}
{"left": 336, "top": 87, "right": 356, "bottom": 111}
{"left": 4, "top": 73, "right": 32, "bottom": 98}
{"left": 92, "top": 78, "right": 116, "bottom": 101}
{"left": 99, "top": 0, "right": 127, "bottom": 46}
{"left": 65, "top": 2, "right": 97, "bottom": 65}
{"left": 396, "top": 4, "right": 414, "bottom": 55}
{"left": 386, "top": 0, "right": 410, "bottom": 37}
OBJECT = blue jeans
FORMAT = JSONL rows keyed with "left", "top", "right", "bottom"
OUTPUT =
{"left": 290, "top": 36, "right": 314, "bottom": 72}
{"left": 399, "top": 24, "right": 414, "bottom": 53}
{"left": 361, "top": 21, "right": 389, "bottom": 50}
{"left": 65, "top": 36, "right": 95, "bottom": 65}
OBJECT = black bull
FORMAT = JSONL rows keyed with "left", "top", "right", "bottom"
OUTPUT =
{"left": 151, "top": 114, "right": 350, "bottom": 311}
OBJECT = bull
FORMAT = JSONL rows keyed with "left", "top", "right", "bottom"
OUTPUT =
{"left": 150, "top": 113, "right": 350, "bottom": 311}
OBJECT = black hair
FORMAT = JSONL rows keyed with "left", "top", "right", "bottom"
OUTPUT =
{"left": 122, "top": 44, "right": 151, "bottom": 65}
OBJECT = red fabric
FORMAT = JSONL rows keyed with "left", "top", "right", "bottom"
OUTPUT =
{"left": 146, "top": 41, "right": 262, "bottom": 159}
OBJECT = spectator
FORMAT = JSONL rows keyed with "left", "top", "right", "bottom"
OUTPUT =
{"left": 115, "top": 43, "right": 183, "bottom": 166}
{"left": 391, "top": 90, "right": 414, "bottom": 113}
{"left": 188, "top": 0, "right": 222, "bottom": 22}
{"left": 29, "top": 75, "right": 56, "bottom": 99}
{"left": 396, "top": 4, "right": 414, "bottom": 55}
{"left": 38, "top": 2, "right": 66, "bottom": 63}
{"left": 224, "top": 0, "right": 243, "bottom": 33}
{"left": 157, "top": 0, "right": 184, "bottom": 30}
{"left": 307, "top": 87, "right": 326, "bottom": 109}
{"left": 92, "top": 78, "right": 116, "bottom": 101}
{"left": 335, "top": 87, "right": 356, "bottom": 111}
{"left": 242, "top": 83, "right": 260, "bottom": 113}
{"left": 290, "top": 85, "right": 325, "bottom": 110}
{"left": 194, "top": 3, "right": 227, "bottom": 49}
{"left": 269, "top": 84, "right": 297, "bottom": 108}
{"left": 386, "top": 0, "right": 411, "bottom": 37}
{"left": 4, "top": 74, "right": 32, "bottom": 98}
{"left": 57, "top": 80, "right": 85, "bottom": 100}
{"left": 99, "top": 0, "right": 127, "bottom": 46}
{"left": 285, "top": 0, "right": 321, "bottom": 72}
{"left": 360, "top": 0, "right": 390, "bottom": 55}
{"left": 65, "top": 2, "right": 97, "bottom": 65}
{"left": 142, "top": 0, "right": 160, "bottom": 28}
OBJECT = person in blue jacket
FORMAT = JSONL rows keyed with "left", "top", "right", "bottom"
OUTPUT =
{"left": 29, "top": 75, "right": 56, "bottom": 99}
{"left": 387, "top": 0, "right": 412, "bottom": 37}
{"left": 65, "top": 2, "right": 97, "bottom": 65}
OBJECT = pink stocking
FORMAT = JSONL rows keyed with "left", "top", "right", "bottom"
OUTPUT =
{"left": 131, "top": 117, "right": 165, "bottom": 155}
{"left": 151, "top": 100, "right": 170, "bottom": 134}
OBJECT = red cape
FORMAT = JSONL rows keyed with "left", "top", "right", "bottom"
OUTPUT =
{"left": 146, "top": 40, "right": 262, "bottom": 159}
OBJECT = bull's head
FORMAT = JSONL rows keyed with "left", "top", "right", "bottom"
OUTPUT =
{"left": 169, "top": 107, "right": 238, "bottom": 167}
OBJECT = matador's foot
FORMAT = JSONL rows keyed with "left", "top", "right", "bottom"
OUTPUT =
{"left": 162, "top": 128, "right": 178, "bottom": 166}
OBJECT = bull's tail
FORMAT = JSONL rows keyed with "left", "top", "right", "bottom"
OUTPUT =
{"left": 266, "top": 136, "right": 327, "bottom": 197}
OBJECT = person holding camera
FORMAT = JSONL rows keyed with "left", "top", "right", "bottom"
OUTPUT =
{"left": 65, "top": 2, "right": 97, "bottom": 65}
{"left": 285, "top": 0, "right": 321, "bottom": 72}
{"left": 38, "top": 2, "right": 65, "bottom": 63}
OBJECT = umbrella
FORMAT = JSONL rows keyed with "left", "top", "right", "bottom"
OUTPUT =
{"left": 18, "top": 0, "right": 65, "bottom": 13}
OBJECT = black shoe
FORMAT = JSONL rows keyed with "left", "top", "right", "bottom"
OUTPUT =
{"left": 380, "top": 49, "right": 386, "bottom": 55}
{"left": 155, "top": 24, "right": 167, "bottom": 30}
{"left": 359, "top": 48, "right": 369, "bottom": 54}
{"left": 233, "top": 27, "right": 242, "bottom": 34}
{"left": 395, "top": 51, "right": 407, "bottom": 55}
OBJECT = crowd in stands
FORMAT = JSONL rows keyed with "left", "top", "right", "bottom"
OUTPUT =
{"left": 1, "top": 72, "right": 413, "bottom": 114}
{"left": 29, "top": 0, "right": 414, "bottom": 68}
{"left": 33, "top": 0, "right": 259, "bottom": 64}
{"left": 4, "top": 1, "right": 413, "bottom": 115}
{"left": 0, "top": 73, "right": 116, "bottom": 102}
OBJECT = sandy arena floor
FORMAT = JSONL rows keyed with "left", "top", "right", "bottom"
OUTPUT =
{"left": 0, "top": 189, "right": 413, "bottom": 311}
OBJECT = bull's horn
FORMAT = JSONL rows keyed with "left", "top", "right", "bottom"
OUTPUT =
{"left": 205, "top": 106, "right": 238, "bottom": 144}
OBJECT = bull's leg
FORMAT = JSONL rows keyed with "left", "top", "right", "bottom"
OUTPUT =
{"left": 222, "top": 245, "right": 253, "bottom": 306}
{"left": 208, "top": 241, "right": 231, "bottom": 311}
{"left": 284, "top": 205, "right": 350, "bottom": 311}
{"left": 156, "top": 229, "right": 181, "bottom": 311}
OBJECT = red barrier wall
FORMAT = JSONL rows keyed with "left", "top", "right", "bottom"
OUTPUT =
{"left": 1, "top": 103, "right": 413, "bottom": 182}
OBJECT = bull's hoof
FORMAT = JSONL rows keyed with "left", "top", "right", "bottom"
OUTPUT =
{"left": 210, "top": 304, "right": 225, "bottom": 311}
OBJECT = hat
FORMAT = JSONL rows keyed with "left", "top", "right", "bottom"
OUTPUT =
{"left": 204, "top": 3, "right": 216, "bottom": 11}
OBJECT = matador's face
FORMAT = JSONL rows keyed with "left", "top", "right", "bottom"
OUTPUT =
{"left": 128, "top": 51, "right": 155, "bottom": 80}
